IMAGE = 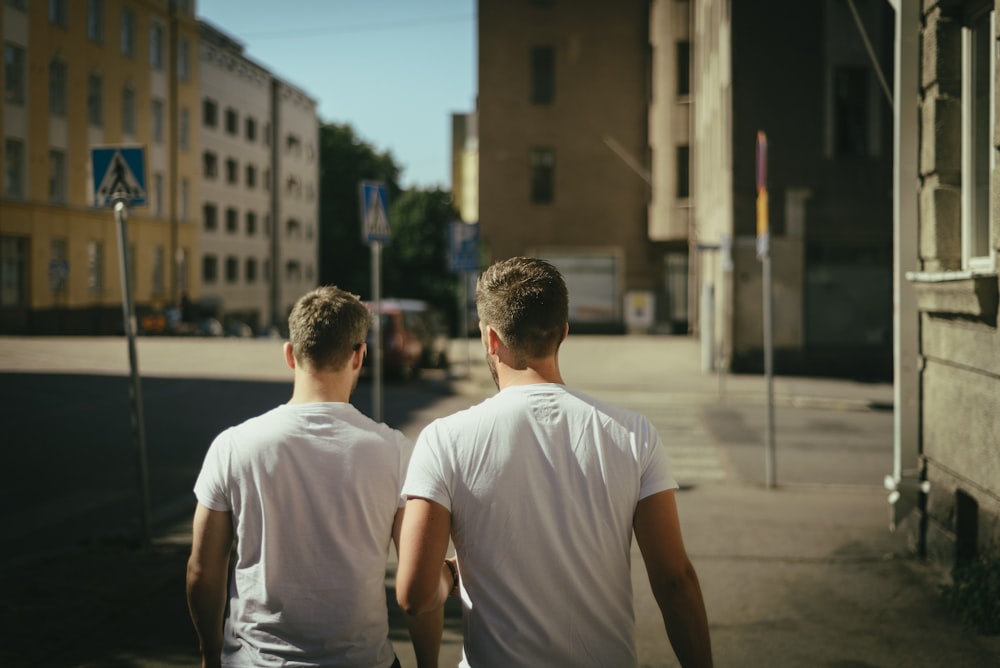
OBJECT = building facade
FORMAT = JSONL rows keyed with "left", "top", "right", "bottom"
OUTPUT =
{"left": 899, "top": 0, "right": 999, "bottom": 574}
{"left": 270, "top": 77, "right": 319, "bottom": 326}
{"left": 1, "top": 0, "right": 201, "bottom": 334}
{"left": 198, "top": 21, "right": 273, "bottom": 331}
{"left": 692, "top": 0, "right": 895, "bottom": 377}
{"left": 477, "top": 0, "right": 685, "bottom": 333}
{"left": 0, "top": 2, "right": 318, "bottom": 336}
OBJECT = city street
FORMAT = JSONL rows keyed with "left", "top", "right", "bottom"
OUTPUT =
{"left": 1, "top": 334, "right": 998, "bottom": 667}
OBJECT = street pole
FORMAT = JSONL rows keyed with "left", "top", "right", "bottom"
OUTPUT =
{"left": 371, "top": 240, "right": 383, "bottom": 423}
{"left": 113, "top": 197, "right": 152, "bottom": 547}
{"left": 756, "top": 131, "right": 777, "bottom": 489}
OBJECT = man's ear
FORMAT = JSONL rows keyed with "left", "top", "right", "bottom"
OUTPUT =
{"left": 283, "top": 341, "right": 296, "bottom": 370}
{"left": 484, "top": 324, "right": 503, "bottom": 355}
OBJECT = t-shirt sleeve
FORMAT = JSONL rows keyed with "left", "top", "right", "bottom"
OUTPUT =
{"left": 193, "top": 431, "right": 233, "bottom": 512}
{"left": 401, "top": 420, "right": 453, "bottom": 512}
{"left": 638, "top": 420, "right": 679, "bottom": 500}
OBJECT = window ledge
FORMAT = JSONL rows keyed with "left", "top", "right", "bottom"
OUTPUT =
{"left": 906, "top": 270, "right": 998, "bottom": 324}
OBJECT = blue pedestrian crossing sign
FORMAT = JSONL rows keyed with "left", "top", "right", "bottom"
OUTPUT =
{"left": 91, "top": 146, "right": 147, "bottom": 207}
{"left": 360, "top": 181, "right": 391, "bottom": 243}
{"left": 449, "top": 221, "right": 479, "bottom": 273}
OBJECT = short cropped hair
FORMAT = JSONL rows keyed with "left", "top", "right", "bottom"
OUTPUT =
{"left": 476, "top": 257, "right": 568, "bottom": 360}
{"left": 287, "top": 286, "right": 371, "bottom": 371}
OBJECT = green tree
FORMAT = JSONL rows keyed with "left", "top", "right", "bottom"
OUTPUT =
{"left": 318, "top": 123, "right": 401, "bottom": 296}
{"left": 383, "top": 187, "right": 462, "bottom": 333}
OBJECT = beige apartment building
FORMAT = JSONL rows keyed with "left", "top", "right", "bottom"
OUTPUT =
{"left": 477, "top": 0, "right": 692, "bottom": 333}
{"left": 1, "top": 0, "right": 201, "bottom": 334}
{"left": 271, "top": 76, "right": 319, "bottom": 326}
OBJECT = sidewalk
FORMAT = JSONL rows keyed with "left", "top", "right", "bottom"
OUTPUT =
{"left": 2, "top": 334, "right": 997, "bottom": 667}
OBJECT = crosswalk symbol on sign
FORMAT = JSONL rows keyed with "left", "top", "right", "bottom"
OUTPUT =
{"left": 360, "top": 181, "right": 391, "bottom": 243}
{"left": 92, "top": 147, "right": 147, "bottom": 207}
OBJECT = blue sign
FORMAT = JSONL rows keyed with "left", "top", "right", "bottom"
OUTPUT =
{"left": 91, "top": 146, "right": 147, "bottom": 207}
{"left": 360, "top": 181, "right": 391, "bottom": 243}
{"left": 449, "top": 221, "right": 479, "bottom": 273}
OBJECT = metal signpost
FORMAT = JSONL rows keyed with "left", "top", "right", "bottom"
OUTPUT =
{"left": 449, "top": 221, "right": 479, "bottom": 376}
{"left": 360, "top": 181, "right": 391, "bottom": 422}
{"left": 756, "top": 132, "right": 777, "bottom": 489}
{"left": 91, "top": 145, "right": 152, "bottom": 545}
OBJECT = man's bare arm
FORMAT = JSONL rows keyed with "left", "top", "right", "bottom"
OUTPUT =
{"left": 392, "top": 507, "right": 444, "bottom": 668}
{"left": 396, "top": 497, "right": 454, "bottom": 616}
{"left": 186, "top": 503, "right": 234, "bottom": 668}
{"left": 634, "top": 489, "right": 713, "bottom": 668}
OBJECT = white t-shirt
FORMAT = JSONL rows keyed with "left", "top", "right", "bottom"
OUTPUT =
{"left": 194, "top": 402, "right": 411, "bottom": 668}
{"left": 402, "top": 383, "right": 677, "bottom": 668}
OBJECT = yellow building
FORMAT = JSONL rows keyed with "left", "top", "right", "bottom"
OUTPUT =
{"left": 1, "top": 0, "right": 201, "bottom": 334}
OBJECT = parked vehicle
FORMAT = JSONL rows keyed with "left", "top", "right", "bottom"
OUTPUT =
{"left": 364, "top": 299, "right": 449, "bottom": 380}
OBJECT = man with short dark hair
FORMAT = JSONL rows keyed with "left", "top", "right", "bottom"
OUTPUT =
{"left": 186, "top": 285, "right": 441, "bottom": 668}
{"left": 397, "top": 257, "right": 713, "bottom": 667}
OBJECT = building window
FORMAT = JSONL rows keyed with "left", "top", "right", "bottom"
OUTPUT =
{"left": 226, "top": 207, "right": 238, "bottom": 233}
{"left": 177, "top": 247, "right": 189, "bottom": 291}
{"left": 833, "top": 66, "right": 868, "bottom": 157}
{"left": 245, "top": 117, "right": 257, "bottom": 141}
{"left": 246, "top": 164, "right": 257, "bottom": 189}
{"left": 4, "top": 43, "right": 25, "bottom": 105}
{"left": 225, "top": 256, "right": 239, "bottom": 283}
{"left": 178, "top": 39, "right": 190, "bottom": 81}
{"left": 225, "top": 108, "right": 238, "bottom": 135}
{"left": 203, "top": 98, "right": 218, "bottom": 127}
{"left": 87, "top": 73, "right": 103, "bottom": 127}
{"left": 152, "top": 245, "right": 165, "bottom": 296}
{"left": 286, "top": 260, "right": 302, "bottom": 281}
{"left": 180, "top": 178, "right": 189, "bottom": 220}
{"left": 246, "top": 211, "right": 257, "bottom": 235}
{"left": 87, "top": 0, "right": 103, "bottom": 42}
{"left": 49, "top": 150, "right": 67, "bottom": 203}
{"left": 1, "top": 236, "right": 27, "bottom": 307}
{"left": 49, "top": 0, "right": 68, "bottom": 27}
{"left": 122, "top": 85, "right": 136, "bottom": 135}
{"left": 179, "top": 107, "right": 190, "bottom": 149}
{"left": 286, "top": 134, "right": 301, "bottom": 154}
{"left": 153, "top": 172, "right": 163, "bottom": 217}
{"left": 203, "top": 152, "right": 218, "bottom": 179}
{"left": 121, "top": 9, "right": 135, "bottom": 57}
{"left": 202, "top": 255, "right": 218, "bottom": 283}
{"left": 49, "top": 59, "right": 68, "bottom": 116}
{"left": 531, "top": 46, "right": 555, "bottom": 104}
{"left": 226, "top": 158, "right": 238, "bottom": 184}
{"left": 963, "top": 9, "right": 995, "bottom": 269}
{"left": 245, "top": 257, "right": 257, "bottom": 283}
{"left": 286, "top": 219, "right": 301, "bottom": 239}
{"left": 49, "top": 238, "right": 68, "bottom": 294}
{"left": 4, "top": 138, "right": 24, "bottom": 198}
{"left": 676, "top": 145, "right": 690, "bottom": 199}
{"left": 87, "top": 240, "right": 104, "bottom": 294}
{"left": 151, "top": 98, "right": 164, "bottom": 142}
{"left": 150, "top": 22, "right": 164, "bottom": 70}
{"left": 677, "top": 41, "right": 691, "bottom": 97}
{"left": 203, "top": 203, "right": 218, "bottom": 231}
{"left": 530, "top": 148, "right": 555, "bottom": 203}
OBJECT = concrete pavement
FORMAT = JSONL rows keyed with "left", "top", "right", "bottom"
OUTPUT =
{"left": 2, "top": 334, "right": 998, "bottom": 667}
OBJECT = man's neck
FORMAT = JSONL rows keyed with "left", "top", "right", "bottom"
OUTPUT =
{"left": 287, "top": 370, "right": 353, "bottom": 404}
{"left": 497, "top": 359, "right": 564, "bottom": 389}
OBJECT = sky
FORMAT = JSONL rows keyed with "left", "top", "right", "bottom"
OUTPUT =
{"left": 197, "top": 0, "right": 477, "bottom": 190}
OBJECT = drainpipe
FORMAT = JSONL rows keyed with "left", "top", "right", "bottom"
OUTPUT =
{"left": 884, "top": 0, "right": 928, "bottom": 532}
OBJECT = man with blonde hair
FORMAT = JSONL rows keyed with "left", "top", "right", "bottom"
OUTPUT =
{"left": 397, "top": 257, "right": 712, "bottom": 667}
{"left": 187, "top": 285, "right": 441, "bottom": 668}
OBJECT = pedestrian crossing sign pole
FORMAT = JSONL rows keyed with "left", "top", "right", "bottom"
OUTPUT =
{"left": 91, "top": 145, "right": 152, "bottom": 546}
{"left": 360, "top": 181, "right": 391, "bottom": 422}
